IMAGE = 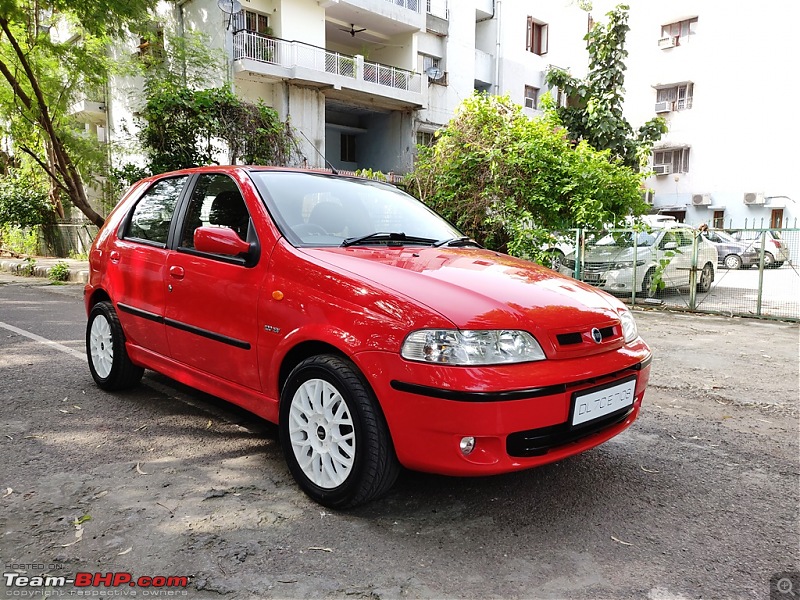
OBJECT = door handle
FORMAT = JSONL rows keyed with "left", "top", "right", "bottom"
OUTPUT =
{"left": 169, "top": 266, "right": 185, "bottom": 280}
{"left": 109, "top": 251, "right": 120, "bottom": 264}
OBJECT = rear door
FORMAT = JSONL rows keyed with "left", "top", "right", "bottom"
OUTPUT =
{"left": 112, "top": 175, "right": 189, "bottom": 356}
{"left": 163, "top": 172, "right": 267, "bottom": 390}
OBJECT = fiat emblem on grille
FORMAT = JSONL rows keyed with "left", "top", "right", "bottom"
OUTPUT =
{"left": 591, "top": 328, "right": 602, "bottom": 344}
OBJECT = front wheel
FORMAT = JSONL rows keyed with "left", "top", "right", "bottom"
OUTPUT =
{"left": 86, "top": 301, "right": 144, "bottom": 391}
{"left": 762, "top": 252, "right": 775, "bottom": 268}
{"left": 723, "top": 254, "right": 742, "bottom": 270}
{"left": 697, "top": 263, "right": 714, "bottom": 293}
{"left": 279, "top": 355, "right": 399, "bottom": 509}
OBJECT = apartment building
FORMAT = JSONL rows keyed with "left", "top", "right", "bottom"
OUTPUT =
{"left": 74, "top": 0, "right": 798, "bottom": 235}
{"left": 90, "top": 0, "right": 589, "bottom": 176}
{"left": 593, "top": 0, "right": 799, "bottom": 231}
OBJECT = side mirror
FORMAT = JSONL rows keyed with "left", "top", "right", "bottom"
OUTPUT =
{"left": 194, "top": 226, "right": 251, "bottom": 256}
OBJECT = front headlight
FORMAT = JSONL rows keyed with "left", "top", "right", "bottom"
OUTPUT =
{"left": 612, "top": 260, "right": 646, "bottom": 269}
{"left": 618, "top": 309, "right": 639, "bottom": 343}
{"left": 401, "top": 329, "right": 546, "bottom": 365}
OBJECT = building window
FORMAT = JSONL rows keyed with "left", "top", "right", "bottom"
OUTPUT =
{"left": 661, "top": 17, "right": 697, "bottom": 45}
{"left": 654, "top": 148, "right": 690, "bottom": 174}
{"left": 771, "top": 209, "right": 784, "bottom": 229}
{"left": 656, "top": 83, "right": 694, "bottom": 110}
{"left": 526, "top": 17, "right": 548, "bottom": 55}
{"left": 137, "top": 27, "right": 164, "bottom": 60}
{"left": 524, "top": 85, "right": 539, "bottom": 109}
{"left": 233, "top": 9, "right": 270, "bottom": 35}
{"left": 421, "top": 54, "right": 444, "bottom": 83}
{"left": 341, "top": 134, "right": 356, "bottom": 163}
{"left": 416, "top": 131, "right": 435, "bottom": 147}
{"left": 712, "top": 210, "right": 725, "bottom": 229}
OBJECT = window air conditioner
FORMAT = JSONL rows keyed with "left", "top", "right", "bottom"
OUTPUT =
{"left": 658, "top": 36, "right": 677, "bottom": 49}
{"left": 692, "top": 193, "right": 712, "bottom": 206}
{"left": 653, "top": 164, "right": 672, "bottom": 176}
{"left": 743, "top": 192, "right": 765, "bottom": 205}
{"left": 654, "top": 101, "right": 672, "bottom": 113}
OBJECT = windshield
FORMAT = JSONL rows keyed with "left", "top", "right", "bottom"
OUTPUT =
{"left": 250, "top": 171, "right": 461, "bottom": 247}
{"left": 590, "top": 230, "right": 657, "bottom": 248}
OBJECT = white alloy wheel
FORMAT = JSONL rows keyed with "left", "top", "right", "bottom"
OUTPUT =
{"left": 288, "top": 378, "right": 356, "bottom": 489}
{"left": 89, "top": 314, "right": 114, "bottom": 379}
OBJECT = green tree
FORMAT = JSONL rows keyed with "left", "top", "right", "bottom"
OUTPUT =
{"left": 411, "top": 93, "right": 648, "bottom": 261}
{"left": 545, "top": 4, "right": 667, "bottom": 169}
{"left": 0, "top": 0, "right": 157, "bottom": 227}
{"left": 128, "top": 30, "right": 299, "bottom": 175}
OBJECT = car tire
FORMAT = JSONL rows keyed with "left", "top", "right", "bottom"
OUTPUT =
{"left": 697, "top": 263, "right": 714, "bottom": 293}
{"left": 86, "top": 301, "right": 144, "bottom": 391}
{"left": 548, "top": 250, "right": 565, "bottom": 271}
{"left": 762, "top": 252, "right": 775, "bottom": 268}
{"left": 279, "top": 354, "right": 399, "bottom": 509}
{"left": 641, "top": 268, "right": 656, "bottom": 298}
{"left": 773, "top": 261, "right": 784, "bottom": 269}
{"left": 723, "top": 254, "right": 742, "bottom": 270}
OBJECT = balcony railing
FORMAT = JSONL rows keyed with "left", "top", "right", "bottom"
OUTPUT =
{"left": 232, "top": 32, "right": 422, "bottom": 93}
{"left": 387, "top": 0, "right": 420, "bottom": 12}
{"left": 426, "top": 0, "right": 448, "bottom": 19}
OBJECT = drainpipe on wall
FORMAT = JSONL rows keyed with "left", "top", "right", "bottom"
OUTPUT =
{"left": 494, "top": 0, "right": 501, "bottom": 95}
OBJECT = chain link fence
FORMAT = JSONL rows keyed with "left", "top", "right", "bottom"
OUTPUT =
{"left": 552, "top": 226, "right": 799, "bottom": 322}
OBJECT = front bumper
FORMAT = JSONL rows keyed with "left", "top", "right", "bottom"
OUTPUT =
{"left": 355, "top": 342, "right": 652, "bottom": 476}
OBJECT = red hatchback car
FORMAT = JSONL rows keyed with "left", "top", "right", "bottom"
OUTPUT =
{"left": 85, "top": 166, "right": 652, "bottom": 508}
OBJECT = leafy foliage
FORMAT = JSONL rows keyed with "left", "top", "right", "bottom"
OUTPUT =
{"left": 0, "top": 172, "right": 52, "bottom": 227}
{"left": 410, "top": 93, "right": 648, "bottom": 261}
{"left": 545, "top": 4, "right": 667, "bottom": 169}
{"left": 132, "top": 30, "right": 300, "bottom": 174}
{"left": 0, "top": 0, "right": 158, "bottom": 227}
{"left": 48, "top": 260, "right": 70, "bottom": 281}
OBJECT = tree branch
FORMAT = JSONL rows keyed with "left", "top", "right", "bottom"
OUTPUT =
{"left": 18, "top": 145, "right": 71, "bottom": 194}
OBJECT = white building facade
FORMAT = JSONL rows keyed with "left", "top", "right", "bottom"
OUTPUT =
{"left": 82, "top": 0, "right": 798, "bottom": 234}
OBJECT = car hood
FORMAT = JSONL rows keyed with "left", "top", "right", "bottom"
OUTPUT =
{"left": 579, "top": 246, "right": 648, "bottom": 262}
{"left": 303, "top": 246, "right": 624, "bottom": 331}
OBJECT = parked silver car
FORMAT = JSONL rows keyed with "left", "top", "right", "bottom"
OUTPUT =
{"left": 730, "top": 230, "right": 791, "bottom": 268}
{"left": 560, "top": 225, "right": 717, "bottom": 295}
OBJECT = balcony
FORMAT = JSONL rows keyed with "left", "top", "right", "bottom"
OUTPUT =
{"left": 325, "top": 0, "right": 425, "bottom": 34}
{"left": 232, "top": 33, "right": 423, "bottom": 109}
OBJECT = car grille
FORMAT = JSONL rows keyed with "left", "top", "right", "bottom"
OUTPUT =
{"left": 506, "top": 407, "right": 633, "bottom": 457}
{"left": 556, "top": 326, "right": 616, "bottom": 347}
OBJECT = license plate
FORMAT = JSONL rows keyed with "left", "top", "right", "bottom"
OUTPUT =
{"left": 582, "top": 273, "right": 600, "bottom": 282}
{"left": 571, "top": 377, "right": 637, "bottom": 426}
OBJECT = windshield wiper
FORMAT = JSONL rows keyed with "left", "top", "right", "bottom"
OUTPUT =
{"left": 433, "top": 236, "right": 482, "bottom": 248}
{"left": 341, "top": 232, "right": 437, "bottom": 247}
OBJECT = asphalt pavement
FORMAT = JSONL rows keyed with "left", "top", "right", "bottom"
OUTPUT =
{"left": 0, "top": 272, "right": 798, "bottom": 600}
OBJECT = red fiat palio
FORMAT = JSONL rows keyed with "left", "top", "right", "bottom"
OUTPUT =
{"left": 85, "top": 166, "right": 652, "bottom": 508}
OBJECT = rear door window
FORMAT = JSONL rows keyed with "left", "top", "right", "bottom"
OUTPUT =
{"left": 124, "top": 176, "right": 188, "bottom": 246}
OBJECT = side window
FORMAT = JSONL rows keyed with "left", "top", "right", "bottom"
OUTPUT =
{"left": 659, "top": 231, "right": 676, "bottom": 249}
{"left": 676, "top": 230, "right": 694, "bottom": 247}
{"left": 180, "top": 174, "right": 251, "bottom": 249}
{"left": 125, "top": 176, "right": 188, "bottom": 245}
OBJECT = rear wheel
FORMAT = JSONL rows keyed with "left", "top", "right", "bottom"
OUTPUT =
{"left": 86, "top": 301, "right": 144, "bottom": 391}
{"left": 279, "top": 354, "right": 399, "bottom": 509}
{"left": 723, "top": 254, "right": 742, "bottom": 270}
{"left": 762, "top": 252, "right": 775, "bottom": 268}
{"left": 697, "top": 263, "right": 714, "bottom": 293}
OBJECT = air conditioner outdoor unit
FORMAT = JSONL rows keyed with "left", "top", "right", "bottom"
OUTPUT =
{"left": 743, "top": 192, "right": 765, "bottom": 205}
{"left": 653, "top": 164, "right": 672, "bottom": 176}
{"left": 658, "top": 36, "right": 677, "bottom": 49}
{"left": 692, "top": 193, "right": 712, "bottom": 206}
{"left": 654, "top": 101, "right": 672, "bottom": 113}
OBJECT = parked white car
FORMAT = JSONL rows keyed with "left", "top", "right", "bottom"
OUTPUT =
{"left": 559, "top": 225, "right": 717, "bottom": 295}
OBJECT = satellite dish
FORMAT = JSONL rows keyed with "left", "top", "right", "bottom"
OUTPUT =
{"left": 217, "top": 0, "right": 242, "bottom": 30}
{"left": 425, "top": 66, "right": 444, "bottom": 80}
{"left": 217, "top": 0, "right": 242, "bottom": 14}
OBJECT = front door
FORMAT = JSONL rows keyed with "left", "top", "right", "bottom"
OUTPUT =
{"left": 164, "top": 173, "right": 266, "bottom": 391}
